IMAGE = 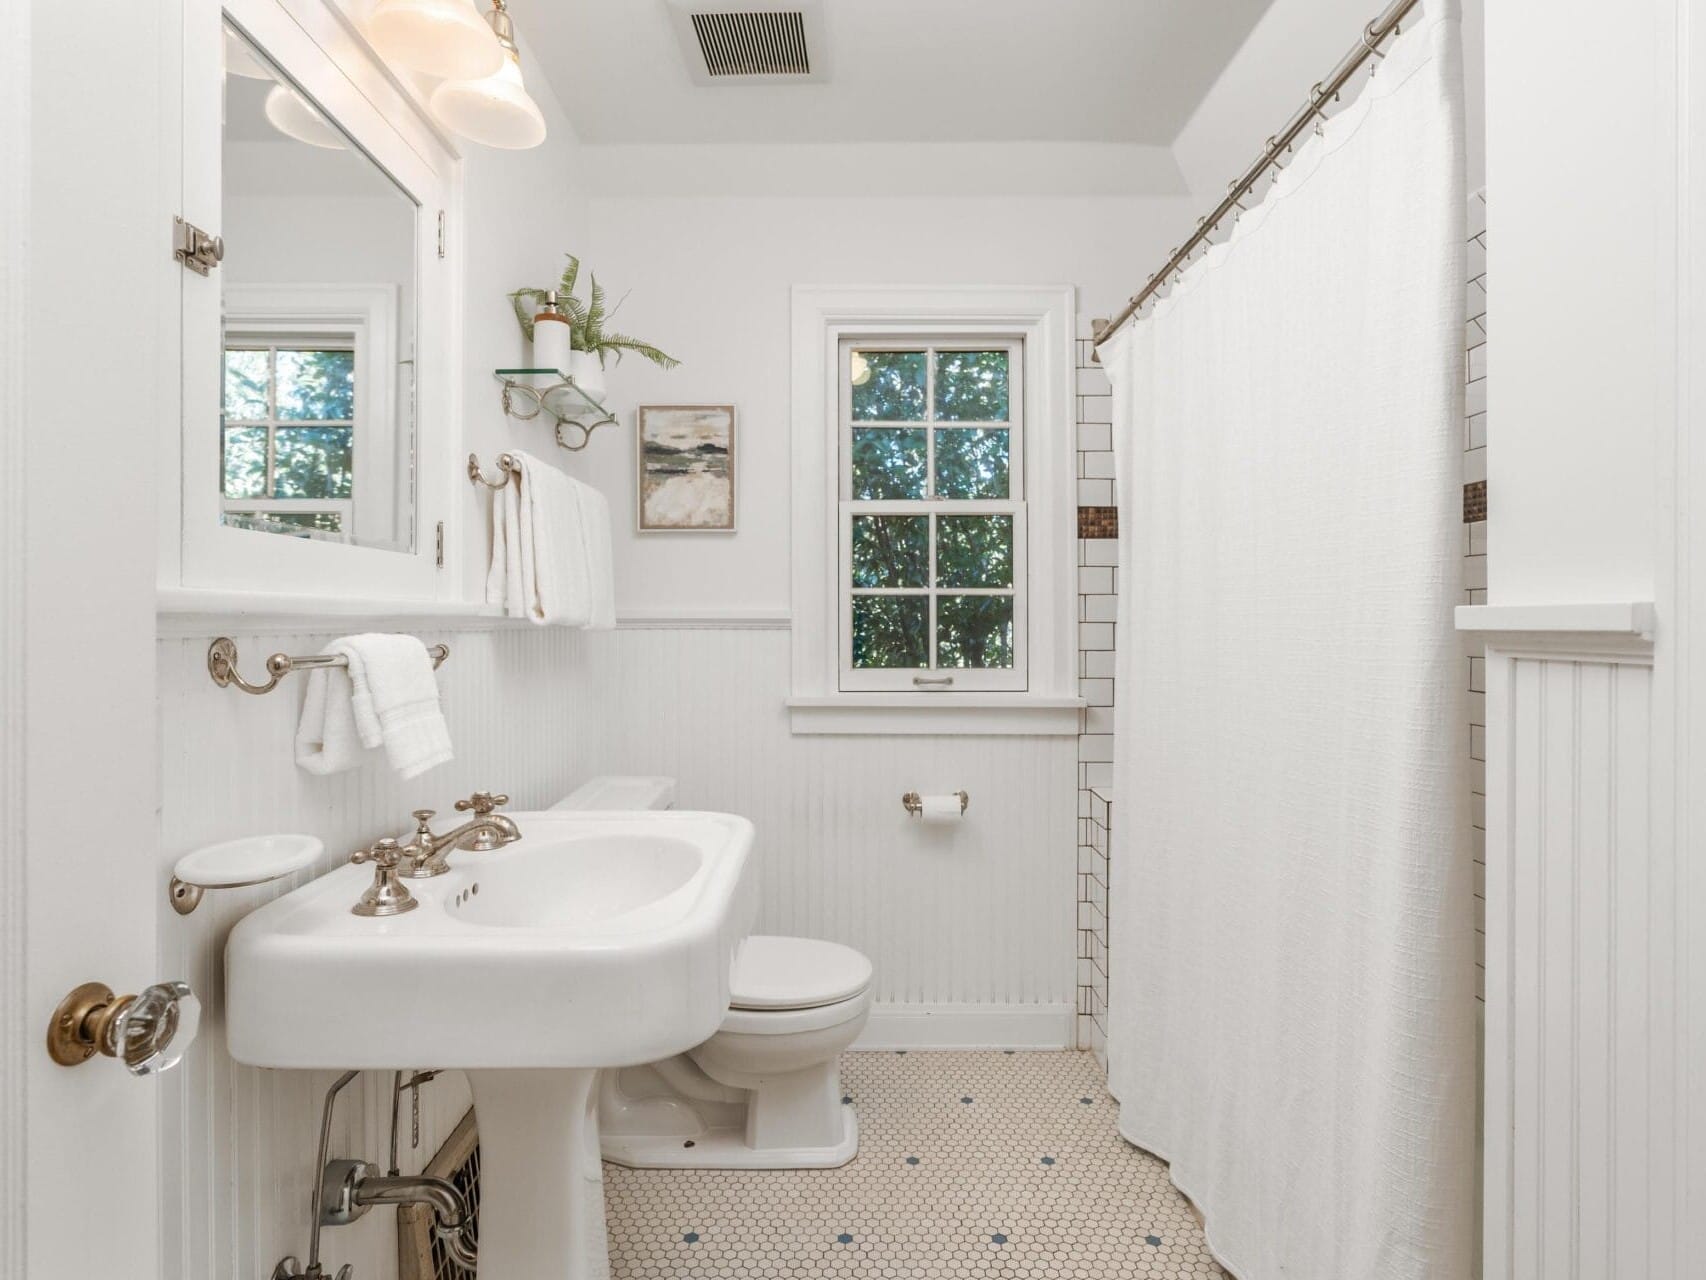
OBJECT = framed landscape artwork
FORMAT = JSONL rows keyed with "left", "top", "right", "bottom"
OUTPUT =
{"left": 637, "top": 405, "right": 737, "bottom": 532}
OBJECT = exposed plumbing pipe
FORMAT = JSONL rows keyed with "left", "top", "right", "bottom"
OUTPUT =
{"left": 351, "top": 1171, "right": 479, "bottom": 1272}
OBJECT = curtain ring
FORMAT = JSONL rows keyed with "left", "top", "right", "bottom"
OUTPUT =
{"left": 1362, "top": 20, "right": 1388, "bottom": 58}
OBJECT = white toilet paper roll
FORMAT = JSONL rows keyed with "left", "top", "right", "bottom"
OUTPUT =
{"left": 918, "top": 794, "right": 964, "bottom": 822}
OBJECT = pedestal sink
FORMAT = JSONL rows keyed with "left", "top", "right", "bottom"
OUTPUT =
{"left": 227, "top": 810, "right": 756, "bottom": 1280}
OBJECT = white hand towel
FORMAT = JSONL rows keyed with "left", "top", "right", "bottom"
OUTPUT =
{"left": 484, "top": 450, "right": 616, "bottom": 628}
{"left": 333, "top": 634, "right": 454, "bottom": 779}
{"left": 294, "top": 661, "right": 371, "bottom": 775}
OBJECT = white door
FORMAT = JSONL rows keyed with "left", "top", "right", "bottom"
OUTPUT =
{"left": 5, "top": 1, "right": 173, "bottom": 1275}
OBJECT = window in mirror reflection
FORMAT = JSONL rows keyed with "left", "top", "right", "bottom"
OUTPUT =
{"left": 222, "top": 341, "right": 355, "bottom": 538}
{"left": 218, "top": 17, "right": 418, "bottom": 551}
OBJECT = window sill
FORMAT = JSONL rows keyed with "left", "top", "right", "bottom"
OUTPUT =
{"left": 787, "top": 694, "right": 1084, "bottom": 736}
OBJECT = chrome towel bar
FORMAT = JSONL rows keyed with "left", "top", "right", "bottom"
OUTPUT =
{"left": 207, "top": 636, "right": 450, "bottom": 696}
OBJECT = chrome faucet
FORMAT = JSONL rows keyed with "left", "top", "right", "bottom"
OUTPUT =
{"left": 396, "top": 790, "right": 521, "bottom": 878}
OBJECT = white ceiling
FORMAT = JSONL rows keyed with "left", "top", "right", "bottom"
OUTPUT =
{"left": 510, "top": 0, "right": 1275, "bottom": 145}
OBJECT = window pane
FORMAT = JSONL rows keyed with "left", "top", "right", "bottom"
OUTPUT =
{"left": 850, "top": 350, "right": 926, "bottom": 421}
{"left": 851, "top": 596, "right": 929, "bottom": 669}
{"left": 934, "top": 427, "right": 1010, "bottom": 499}
{"left": 851, "top": 428, "right": 927, "bottom": 500}
{"left": 276, "top": 349, "right": 355, "bottom": 421}
{"left": 851, "top": 514, "right": 929, "bottom": 588}
{"left": 935, "top": 514, "right": 1013, "bottom": 588}
{"left": 933, "top": 350, "right": 1009, "bottom": 421}
{"left": 223, "top": 510, "right": 343, "bottom": 534}
{"left": 222, "top": 425, "right": 267, "bottom": 499}
{"left": 937, "top": 596, "right": 1015, "bottom": 669}
{"left": 273, "top": 426, "right": 353, "bottom": 499}
{"left": 223, "top": 348, "right": 270, "bottom": 420}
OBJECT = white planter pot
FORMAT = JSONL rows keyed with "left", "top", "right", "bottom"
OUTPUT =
{"left": 569, "top": 350, "right": 606, "bottom": 399}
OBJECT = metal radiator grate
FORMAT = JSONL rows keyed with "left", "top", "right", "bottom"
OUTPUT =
{"left": 399, "top": 1109, "right": 480, "bottom": 1280}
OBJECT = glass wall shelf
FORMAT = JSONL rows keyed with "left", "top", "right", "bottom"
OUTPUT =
{"left": 492, "top": 368, "right": 618, "bottom": 451}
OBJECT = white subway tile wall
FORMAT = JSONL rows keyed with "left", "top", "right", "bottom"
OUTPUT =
{"left": 1071, "top": 191, "right": 1492, "bottom": 1061}
{"left": 1075, "top": 316, "right": 1116, "bottom": 1061}
{"left": 1465, "top": 190, "right": 1488, "bottom": 1003}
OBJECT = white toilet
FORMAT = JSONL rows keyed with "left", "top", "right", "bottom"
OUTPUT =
{"left": 554, "top": 776, "right": 873, "bottom": 1169}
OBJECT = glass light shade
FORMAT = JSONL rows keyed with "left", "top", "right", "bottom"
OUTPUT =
{"left": 368, "top": 0, "right": 505, "bottom": 81}
{"left": 263, "top": 84, "right": 347, "bottom": 150}
{"left": 429, "top": 55, "right": 547, "bottom": 150}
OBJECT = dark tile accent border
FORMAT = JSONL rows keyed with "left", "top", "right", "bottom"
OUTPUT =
{"left": 1079, "top": 506, "right": 1119, "bottom": 539}
{"left": 1464, "top": 480, "right": 1487, "bottom": 524}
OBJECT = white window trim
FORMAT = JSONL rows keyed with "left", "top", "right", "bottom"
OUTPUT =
{"left": 789, "top": 284, "right": 1082, "bottom": 735}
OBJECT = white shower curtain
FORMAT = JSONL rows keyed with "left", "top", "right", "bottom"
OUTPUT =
{"left": 1101, "top": 3, "right": 1475, "bottom": 1278}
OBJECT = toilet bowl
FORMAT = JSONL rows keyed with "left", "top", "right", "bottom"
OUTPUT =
{"left": 555, "top": 777, "right": 873, "bottom": 1169}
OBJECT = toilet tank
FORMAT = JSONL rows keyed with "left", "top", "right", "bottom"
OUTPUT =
{"left": 551, "top": 775, "right": 678, "bottom": 811}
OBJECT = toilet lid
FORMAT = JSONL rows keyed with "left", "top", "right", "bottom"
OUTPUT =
{"left": 728, "top": 936, "right": 873, "bottom": 1011}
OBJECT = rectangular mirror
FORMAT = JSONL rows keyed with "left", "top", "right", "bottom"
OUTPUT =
{"left": 218, "top": 19, "right": 417, "bottom": 552}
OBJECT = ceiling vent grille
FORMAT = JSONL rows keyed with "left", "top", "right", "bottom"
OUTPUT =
{"left": 667, "top": 1, "right": 829, "bottom": 84}
{"left": 691, "top": 11, "right": 810, "bottom": 77}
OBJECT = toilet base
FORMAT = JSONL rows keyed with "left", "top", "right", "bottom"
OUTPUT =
{"left": 601, "top": 1104, "right": 859, "bottom": 1170}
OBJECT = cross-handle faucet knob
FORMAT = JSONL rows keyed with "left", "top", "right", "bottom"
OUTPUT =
{"left": 352, "top": 836, "right": 403, "bottom": 868}
{"left": 455, "top": 790, "right": 509, "bottom": 816}
{"left": 349, "top": 838, "right": 418, "bottom": 917}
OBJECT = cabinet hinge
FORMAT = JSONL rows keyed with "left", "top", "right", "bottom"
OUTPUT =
{"left": 435, "top": 521, "right": 445, "bottom": 567}
{"left": 437, "top": 210, "right": 446, "bottom": 259}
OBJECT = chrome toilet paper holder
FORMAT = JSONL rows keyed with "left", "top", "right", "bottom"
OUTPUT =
{"left": 902, "top": 791, "right": 970, "bottom": 817}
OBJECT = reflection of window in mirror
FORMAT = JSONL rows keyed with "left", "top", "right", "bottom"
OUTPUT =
{"left": 218, "top": 17, "right": 418, "bottom": 554}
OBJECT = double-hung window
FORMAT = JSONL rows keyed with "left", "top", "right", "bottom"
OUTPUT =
{"left": 221, "top": 336, "right": 357, "bottom": 539}
{"left": 839, "top": 338, "right": 1027, "bottom": 692}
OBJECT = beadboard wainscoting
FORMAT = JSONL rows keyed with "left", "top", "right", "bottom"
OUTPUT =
{"left": 1462, "top": 615, "right": 1659, "bottom": 1280}
{"left": 570, "top": 625, "right": 1081, "bottom": 1043}
{"left": 156, "top": 620, "right": 1078, "bottom": 1279}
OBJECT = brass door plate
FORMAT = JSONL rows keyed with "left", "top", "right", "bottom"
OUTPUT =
{"left": 46, "top": 981, "right": 120, "bottom": 1066}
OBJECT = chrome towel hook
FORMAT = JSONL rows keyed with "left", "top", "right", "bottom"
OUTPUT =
{"left": 468, "top": 451, "right": 521, "bottom": 489}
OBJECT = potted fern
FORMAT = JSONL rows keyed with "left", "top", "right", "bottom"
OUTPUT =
{"left": 509, "top": 254, "right": 678, "bottom": 398}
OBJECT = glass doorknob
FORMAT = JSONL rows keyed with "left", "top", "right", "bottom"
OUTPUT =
{"left": 46, "top": 979, "right": 200, "bottom": 1075}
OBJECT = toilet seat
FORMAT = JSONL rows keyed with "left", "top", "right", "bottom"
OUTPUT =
{"left": 728, "top": 935, "right": 872, "bottom": 1012}
{"left": 719, "top": 991, "right": 869, "bottom": 1037}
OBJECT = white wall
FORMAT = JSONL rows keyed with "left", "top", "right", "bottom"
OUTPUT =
{"left": 1483, "top": 0, "right": 1662, "bottom": 605}
{"left": 1174, "top": 0, "right": 1486, "bottom": 200}
{"left": 577, "top": 181, "right": 1194, "bottom": 614}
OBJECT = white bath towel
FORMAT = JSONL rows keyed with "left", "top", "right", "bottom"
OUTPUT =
{"left": 485, "top": 450, "right": 616, "bottom": 628}
{"left": 294, "top": 662, "right": 368, "bottom": 775}
{"left": 294, "top": 635, "right": 453, "bottom": 779}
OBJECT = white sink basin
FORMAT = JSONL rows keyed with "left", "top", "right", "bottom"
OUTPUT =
{"left": 227, "top": 811, "right": 755, "bottom": 1070}
{"left": 225, "top": 809, "right": 757, "bottom": 1280}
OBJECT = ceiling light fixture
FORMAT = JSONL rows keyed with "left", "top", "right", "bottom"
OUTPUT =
{"left": 429, "top": 1, "right": 546, "bottom": 151}
{"left": 263, "top": 84, "right": 347, "bottom": 150}
{"left": 368, "top": 0, "right": 505, "bottom": 81}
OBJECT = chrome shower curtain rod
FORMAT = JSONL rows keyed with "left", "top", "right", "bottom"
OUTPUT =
{"left": 1093, "top": 0, "right": 1423, "bottom": 347}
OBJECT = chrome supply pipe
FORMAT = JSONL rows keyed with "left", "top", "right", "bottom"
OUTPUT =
{"left": 351, "top": 1172, "right": 479, "bottom": 1271}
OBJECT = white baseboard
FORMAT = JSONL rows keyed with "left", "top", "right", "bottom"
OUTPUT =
{"left": 852, "top": 1003, "right": 1076, "bottom": 1051}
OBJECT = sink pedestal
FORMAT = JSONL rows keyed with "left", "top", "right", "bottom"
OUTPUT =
{"left": 468, "top": 1069, "right": 610, "bottom": 1280}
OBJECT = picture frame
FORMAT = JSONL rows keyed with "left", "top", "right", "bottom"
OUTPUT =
{"left": 636, "top": 404, "right": 737, "bottom": 533}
